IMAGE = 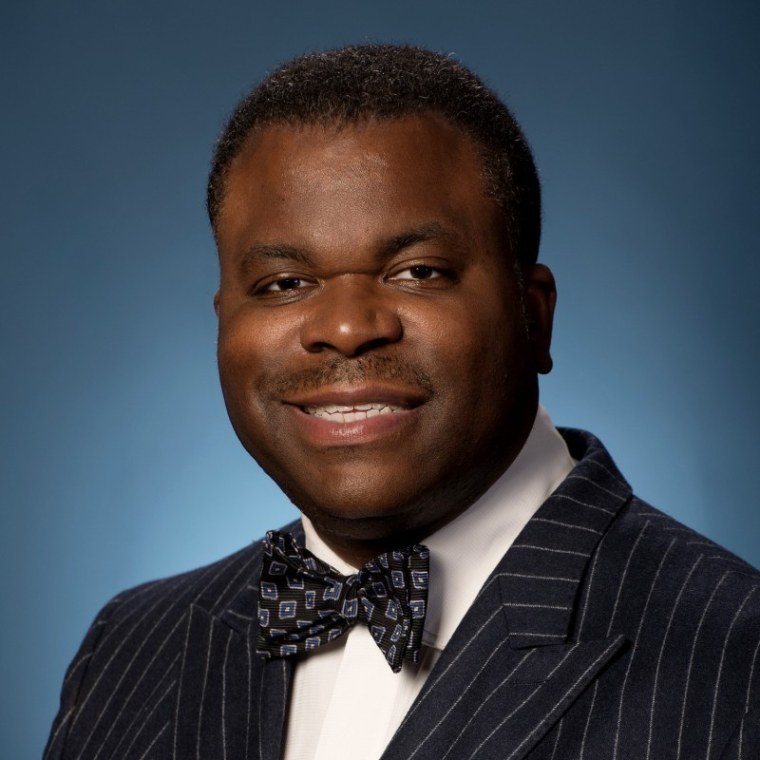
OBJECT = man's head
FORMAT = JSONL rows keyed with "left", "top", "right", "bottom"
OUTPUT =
{"left": 207, "top": 44, "right": 541, "bottom": 270}
{"left": 210, "top": 45, "right": 556, "bottom": 564}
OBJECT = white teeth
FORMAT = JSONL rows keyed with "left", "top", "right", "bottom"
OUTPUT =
{"left": 304, "top": 402, "right": 404, "bottom": 422}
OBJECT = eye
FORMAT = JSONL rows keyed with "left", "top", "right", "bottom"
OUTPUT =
{"left": 387, "top": 262, "right": 457, "bottom": 288}
{"left": 391, "top": 265, "right": 443, "bottom": 281}
{"left": 252, "top": 276, "right": 314, "bottom": 296}
{"left": 259, "top": 276, "right": 313, "bottom": 293}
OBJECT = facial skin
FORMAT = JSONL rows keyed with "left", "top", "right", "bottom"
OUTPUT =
{"left": 214, "top": 114, "right": 556, "bottom": 567}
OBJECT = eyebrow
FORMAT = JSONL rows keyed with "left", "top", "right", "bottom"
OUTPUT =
{"left": 238, "top": 222, "right": 458, "bottom": 274}
{"left": 380, "top": 222, "right": 455, "bottom": 256}
{"left": 239, "top": 244, "right": 314, "bottom": 274}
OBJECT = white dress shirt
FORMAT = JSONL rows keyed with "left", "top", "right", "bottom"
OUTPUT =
{"left": 283, "top": 406, "right": 574, "bottom": 760}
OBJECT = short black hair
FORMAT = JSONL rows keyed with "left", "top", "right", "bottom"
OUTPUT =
{"left": 207, "top": 44, "right": 541, "bottom": 267}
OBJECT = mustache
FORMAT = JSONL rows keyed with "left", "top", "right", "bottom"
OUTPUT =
{"left": 268, "top": 355, "right": 434, "bottom": 397}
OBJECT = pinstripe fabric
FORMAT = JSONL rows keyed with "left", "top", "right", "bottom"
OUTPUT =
{"left": 45, "top": 429, "right": 760, "bottom": 759}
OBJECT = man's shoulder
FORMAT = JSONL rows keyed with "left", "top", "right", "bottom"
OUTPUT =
{"left": 102, "top": 518, "right": 300, "bottom": 627}
{"left": 560, "top": 425, "right": 758, "bottom": 578}
{"left": 558, "top": 426, "right": 760, "bottom": 626}
{"left": 528, "top": 429, "right": 760, "bottom": 760}
{"left": 45, "top": 523, "right": 299, "bottom": 759}
{"left": 617, "top": 495, "right": 757, "bottom": 578}
{"left": 608, "top": 494, "right": 760, "bottom": 622}
{"left": 570, "top": 476, "right": 760, "bottom": 661}
{"left": 108, "top": 542, "right": 260, "bottom": 620}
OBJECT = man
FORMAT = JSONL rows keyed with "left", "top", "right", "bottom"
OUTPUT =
{"left": 45, "top": 45, "right": 760, "bottom": 759}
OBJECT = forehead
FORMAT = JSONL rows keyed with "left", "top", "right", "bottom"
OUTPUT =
{"left": 216, "top": 115, "right": 505, "bottom": 258}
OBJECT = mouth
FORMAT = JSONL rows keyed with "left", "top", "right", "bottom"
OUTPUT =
{"left": 303, "top": 402, "right": 406, "bottom": 423}
{"left": 282, "top": 385, "right": 429, "bottom": 444}
{"left": 285, "top": 383, "right": 429, "bottom": 412}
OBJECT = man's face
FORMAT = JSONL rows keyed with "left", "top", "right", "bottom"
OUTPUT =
{"left": 214, "top": 115, "right": 555, "bottom": 552}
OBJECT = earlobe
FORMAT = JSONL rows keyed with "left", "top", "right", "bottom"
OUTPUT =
{"left": 524, "top": 264, "right": 557, "bottom": 374}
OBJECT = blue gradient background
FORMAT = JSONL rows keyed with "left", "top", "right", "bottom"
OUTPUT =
{"left": 2, "top": 1, "right": 758, "bottom": 755}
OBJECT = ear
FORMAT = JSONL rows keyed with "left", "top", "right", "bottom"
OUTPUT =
{"left": 213, "top": 290, "right": 221, "bottom": 316}
{"left": 523, "top": 263, "right": 556, "bottom": 374}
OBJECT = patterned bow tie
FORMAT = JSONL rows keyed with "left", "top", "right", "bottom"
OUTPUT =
{"left": 256, "top": 531, "right": 430, "bottom": 673}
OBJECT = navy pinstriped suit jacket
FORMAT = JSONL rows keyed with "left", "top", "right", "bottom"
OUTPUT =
{"left": 45, "top": 430, "right": 760, "bottom": 759}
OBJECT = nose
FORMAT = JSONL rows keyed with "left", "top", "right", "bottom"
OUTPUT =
{"left": 299, "top": 275, "right": 403, "bottom": 356}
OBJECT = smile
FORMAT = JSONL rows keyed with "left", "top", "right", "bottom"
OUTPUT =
{"left": 303, "top": 403, "right": 405, "bottom": 422}
{"left": 281, "top": 384, "right": 427, "bottom": 446}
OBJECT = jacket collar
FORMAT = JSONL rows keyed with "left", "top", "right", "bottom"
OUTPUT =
{"left": 172, "top": 521, "right": 302, "bottom": 760}
{"left": 495, "top": 427, "right": 632, "bottom": 648}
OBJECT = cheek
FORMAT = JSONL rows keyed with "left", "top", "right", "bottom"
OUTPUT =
{"left": 445, "top": 313, "right": 529, "bottom": 426}
{"left": 217, "top": 324, "right": 255, "bottom": 398}
{"left": 217, "top": 322, "right": 276, "bottom": 434}
{"left": 409, "top": 297, "right": 522, "bottom": 379}
{"left": 218, "top": 310, "right": 294, "bottom": 383}
{"left": 216, "top": 321, "right": 295, "bottom": 466}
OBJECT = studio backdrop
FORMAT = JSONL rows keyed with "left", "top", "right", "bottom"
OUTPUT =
{"left": 2, "top": 1, "right": 758, "bottom": 756}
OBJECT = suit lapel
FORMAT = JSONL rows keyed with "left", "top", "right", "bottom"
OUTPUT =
{"left": 383, "top": 430, "right": 633, "bottom": 760}
{"left": 173, "top": 527, "right": 300, "bottom": 760}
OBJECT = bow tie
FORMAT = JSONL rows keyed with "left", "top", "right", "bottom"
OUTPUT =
{"left": 256, "top": 531, "right": 430, "bottom": 672}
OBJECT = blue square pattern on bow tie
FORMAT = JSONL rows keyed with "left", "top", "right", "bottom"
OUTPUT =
{"left": 258, "top": 608, "right": 270, "bottom": 627}
{"left": 391, "top": 623, "right": 403, "bottom": 642}
{"left": 327, "top": 628, "right": 343, "bottom": 641}
{"left": 279, "top": 644, "right": 298, "bottom": 657}
{"left": 261, "top": 582, "right": 278, "bottom": 600}
{"left": 286, "top": 575, "right": 305, "bottom": 590}
{"left": 372, "top": 581, "right": 387, "bottom": 598}
{"left": 342, "top": 598, "right": 358, "bottom": 618}
{"left": 371, "top": 624, "right": 386, "bottom": 642}
{"left": 385, "top": 599, "right": 399, "bottom": 620}
{"left": 391, "top": 570, "right": 405, "bottom": 589}
{"left": 411, "top": 570, "right": 428, "bottom": 589}
{"left": 268, "top": 560, "right": 287, "bottom": 575}
{"left": 360, "top": 598, "right": 375, "bottom": 620}
{"left": 305, "top": 637, "right": 321, "bottom": 650}
{"left": 410, "top": 599, "right": 425, "bottom": 618}
{"left": 278, "top": 600, "right": 297, "bottom": 619}
{"left": 323, "top": 578, "right": 343, "bottom": 601}
{"left": 304, "top": 590, "right": 316, "bottom": 608}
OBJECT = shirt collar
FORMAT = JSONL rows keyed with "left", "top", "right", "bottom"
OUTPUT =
{"left": 301, "top": 405, "right": 574, "bottom": 650}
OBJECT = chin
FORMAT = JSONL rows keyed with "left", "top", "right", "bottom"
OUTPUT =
{"left": 305, "top": 509, "right": 426, "bottom": 545}
{"left": 286, "top": 481, "right": 427, "bottom": 538}
{"left": 290, "top": 473, "right": 474, "bottom": 544}
{"left": 303, "top": 494, "right": 420, "bottom": 529}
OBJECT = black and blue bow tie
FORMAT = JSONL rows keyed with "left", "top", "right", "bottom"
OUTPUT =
{"left": 256, "top": 530, "right": 430, "bottom": 673}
